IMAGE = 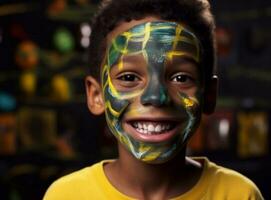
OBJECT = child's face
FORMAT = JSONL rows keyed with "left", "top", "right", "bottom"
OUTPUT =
{"left": 101, "top": 18, "right": 203, "bottom": 163}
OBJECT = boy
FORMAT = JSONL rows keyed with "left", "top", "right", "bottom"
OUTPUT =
{"left": 44, "top": 0, "right": 264, "bottom": 199}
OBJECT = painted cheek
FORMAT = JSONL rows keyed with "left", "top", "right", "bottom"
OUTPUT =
{"left": 104, "top": 85, "right": 128, "bottom": 117}
{"left": 101, "top": 64, "right": 128, "bottom": 131}
{"left": 178, "top": 92, "right": 200, "bottom": 110}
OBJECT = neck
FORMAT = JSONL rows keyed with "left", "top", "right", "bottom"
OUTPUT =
{"left": 104, "top": 143, "right": 201, "bottom": 199}
{"left": 120, "top": 146, "right": 185, "bottom": 181}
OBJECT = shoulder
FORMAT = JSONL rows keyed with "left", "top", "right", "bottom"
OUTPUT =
{"left": 43, "top": 161, "right": 106, "bottom": 200}
{"left": 193, "top": 157, "right": 264, "bottom": 199}
{"left": 207, "top": 159, "right": 257, "bottom": 188}
{"left": 49, "top": 162, "right": 100, "bottom": 186}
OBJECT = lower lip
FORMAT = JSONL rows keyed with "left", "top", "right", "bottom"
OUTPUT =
{"left": 124, "top": 122, "right": 180, "bottom": 143}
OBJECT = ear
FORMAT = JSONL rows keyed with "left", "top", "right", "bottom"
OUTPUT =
{"left": 203, "top": 75, "right": 218, "bottom": 115}
{"left": 85, "top": 76, "right": 105, "bottom": 115}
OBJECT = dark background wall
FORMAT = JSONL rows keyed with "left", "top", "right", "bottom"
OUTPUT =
{"left": 0, "top": 0, "right": 270, "bottom": 199}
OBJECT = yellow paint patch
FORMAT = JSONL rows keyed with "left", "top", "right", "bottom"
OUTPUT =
{"left": 183, "top": 98, "right": 195, "bottom": 107}
{"left": 105, "top": 101, "right": 120, "bottom": 117}
{"left": 142, "top": 151, "right": 161, "bottom": 162}
{"left": 142, "top": 22, "right": 151, "bottom": 49}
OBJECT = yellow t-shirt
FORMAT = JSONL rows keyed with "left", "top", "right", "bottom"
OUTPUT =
{"left": 43, "top": 157, "right": 264, "bottom": 200}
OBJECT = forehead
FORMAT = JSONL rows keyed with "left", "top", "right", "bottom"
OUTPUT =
{"left": 106, "top": 20, "right": 200, "bottom": 67}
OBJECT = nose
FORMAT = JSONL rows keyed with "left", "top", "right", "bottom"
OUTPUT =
{"left": 140, "top": 79, "right": 168, "bottom": 107}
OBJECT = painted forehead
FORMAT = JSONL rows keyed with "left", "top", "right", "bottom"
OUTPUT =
{"left": 107, "top": 21, "right": 201, "bottom": 67}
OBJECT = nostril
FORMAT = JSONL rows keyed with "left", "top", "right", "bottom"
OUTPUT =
{"left": 141, "top": 94, "right": 162, "bottom": 106}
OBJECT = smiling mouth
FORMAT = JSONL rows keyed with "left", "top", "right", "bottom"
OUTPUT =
{"left": 131, "top": 121, "right": 176, "bottom": 135}
{"left": 124, "top": 118, "right": 181, "bottom": 143}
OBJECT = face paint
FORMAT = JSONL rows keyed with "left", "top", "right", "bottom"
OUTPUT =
{"left": 102, "top": 21, "right": 202, "bottom": 163}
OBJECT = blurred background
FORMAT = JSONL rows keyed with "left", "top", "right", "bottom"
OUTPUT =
{"left": 0, "top": 0, "right": 270, "bottom": 199}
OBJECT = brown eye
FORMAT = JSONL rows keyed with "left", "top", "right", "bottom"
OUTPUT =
{"left": 115, "top": 72, "right": 142, "bottom": 90}
{"left": 171, "top": 74, "right": 193, "bottom": 83}
{"left": 118, "top": 73, "right": 140, "bottom": 82}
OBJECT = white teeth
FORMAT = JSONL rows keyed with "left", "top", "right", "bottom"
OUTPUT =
{"left": 155, "top": 124, "right": 161, "bottom": 132}
{"left": 143, "top": 124, "right": 148, "bottom": 130}
{"left": 148, "top": 124, "right": 154, "bottom": 132}
{"left": 133, "top": 122, "right": 173, "bottom": 135}
{"left": 138, "top": 129, "right": 143, "bottom": 133}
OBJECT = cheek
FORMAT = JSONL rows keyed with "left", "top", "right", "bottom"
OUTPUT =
{"left": 104, "top": 82, "right": 129, "bottom": 117}
{"left": 173, "top": 91, "right": 202, "bottom": 117}
{"left": 168, "top": 81, "right": 203, "bottom": 105}
{"left": 103, "top": 68, "right": 146, "bottom": 124}
{"left": 103, "top": 78, "right": 139, "bottom": 130}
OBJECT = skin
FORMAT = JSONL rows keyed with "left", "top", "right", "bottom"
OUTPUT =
{"left": 86, "top": 16, "right": 217, "bottom": 200}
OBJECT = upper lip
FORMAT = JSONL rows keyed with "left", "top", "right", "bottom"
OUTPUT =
{"left": 124, "top": 116, "right": 182, "bottom": 123}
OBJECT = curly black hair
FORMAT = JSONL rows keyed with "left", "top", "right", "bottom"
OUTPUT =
{"left": 88, "top": 0, "right": 216, "bottom": 85}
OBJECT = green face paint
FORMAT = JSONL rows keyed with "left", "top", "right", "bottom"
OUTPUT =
{"left": 102, "top": 21, "right": 202, "bottom": 163}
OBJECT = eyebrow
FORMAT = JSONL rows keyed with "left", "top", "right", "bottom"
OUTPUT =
{"left": 166, "top": 56, "right": 199, "bottom": 75}
{"left": 111, "top": 54, "right": 147, "bottom": 71}
{"left": 168, "top": 55, "right": 198, "bottom": 66}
